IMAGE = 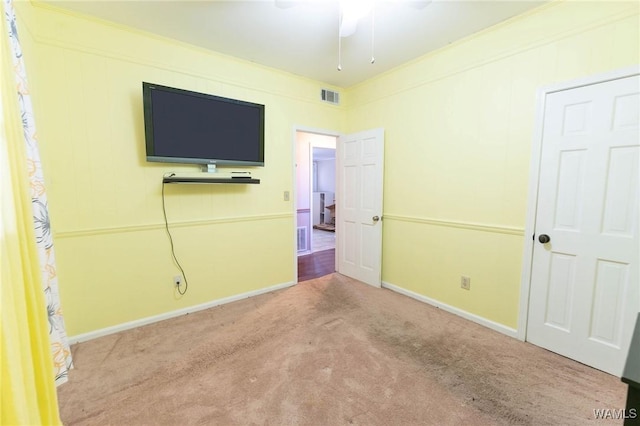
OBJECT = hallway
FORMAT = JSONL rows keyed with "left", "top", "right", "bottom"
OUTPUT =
{"left": 312, "top": 228, "right": 335, "bottom": 252}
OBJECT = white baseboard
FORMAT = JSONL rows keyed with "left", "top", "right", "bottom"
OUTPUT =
{"left": 68, "top": 281, "right": 297, "bottom": 344}
{"left": 381, "top": 281, "right": 518, "bottom": 339}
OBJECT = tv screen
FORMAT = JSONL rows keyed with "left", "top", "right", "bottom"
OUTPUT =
{"left": 142, "top": 82, "right": 265, "bottom": 169}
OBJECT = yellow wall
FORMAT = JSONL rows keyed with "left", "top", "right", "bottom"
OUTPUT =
{"left": 14, "top": 1, "right": 639, "bottom": 336}
{"left": 347, "top": 1, "right": 639, "bottom": 329}
{"left": 15, "top": 2, "right": 344, "bottom": 336}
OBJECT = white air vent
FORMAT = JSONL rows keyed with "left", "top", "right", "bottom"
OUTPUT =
{"left": 297, "top": 226, "right": 308, "bottom": 252}
{"left": 321, "top": 89, "right": 340, "bottom": 105}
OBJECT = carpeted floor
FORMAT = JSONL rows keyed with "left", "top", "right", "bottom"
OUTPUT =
{"left": 58, "top": 274, "right": 626, "bottom": 425}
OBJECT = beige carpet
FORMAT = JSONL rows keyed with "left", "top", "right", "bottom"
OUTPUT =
{"left": 58, "top": 274, "right": 626, "bottom": 425}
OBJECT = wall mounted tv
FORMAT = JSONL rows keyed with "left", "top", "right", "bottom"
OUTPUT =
{"left": 142, "top": 82, "right": 265, "bottom": 172}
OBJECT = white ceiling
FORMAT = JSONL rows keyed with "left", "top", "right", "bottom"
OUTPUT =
{"left": 46, "top": 0, "right": 546, "bottom": 88}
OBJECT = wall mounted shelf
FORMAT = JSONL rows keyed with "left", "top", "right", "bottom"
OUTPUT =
{"left": 163, "top": 174, "right": 260, "bottom": 184}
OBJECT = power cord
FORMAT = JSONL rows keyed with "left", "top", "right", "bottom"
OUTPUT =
{"left": 162, "top": 173, "right": 188, "bottom": 295}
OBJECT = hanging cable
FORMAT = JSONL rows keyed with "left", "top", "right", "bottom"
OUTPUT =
{"left": 337, "top": 7, "right": 342, "bottom": 71}
{"left": 161, "top": 174, "right": 189, "bottom": 296}
{"left": 338, "top": 37, "right": 342, "bottom": 71}
{"left": 371, "top": 6, "right": 376, "bottom": 64}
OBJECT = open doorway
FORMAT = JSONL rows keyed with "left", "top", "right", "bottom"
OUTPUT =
{"left": 295, "top": 130, "right": 337, "bottom": 282}
{"left": 295, "top": 127, "right": 385, "bottom": 285}
{"left": 311, "top": 147, "right": 336, "bottom": 251}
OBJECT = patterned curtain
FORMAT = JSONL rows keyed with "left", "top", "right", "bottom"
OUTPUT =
{"left": 4, "top": 0, "right": 72, "bottom": 385}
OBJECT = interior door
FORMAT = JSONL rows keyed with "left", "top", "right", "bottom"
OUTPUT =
{"left": 336, "top": 128, "right": 384, "bottom": 287}
{"left": 527, "top": 74, "right": 639, "bottom": 376}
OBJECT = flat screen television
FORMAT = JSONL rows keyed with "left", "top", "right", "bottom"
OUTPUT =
{"left": 142, "top": 82, "right": 265, "bottom": 171}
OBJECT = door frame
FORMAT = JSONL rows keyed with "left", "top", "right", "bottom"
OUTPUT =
{"left": 292, "top": 125, "right": 341, "bottom": 283}
{"left": 517, "top": 65, "right": 640, "bottom": 341}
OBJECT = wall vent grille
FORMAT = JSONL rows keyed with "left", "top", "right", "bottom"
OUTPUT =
{"left": 297, "top": 226, "right": 308, "bottom": 252}
{"left": 321, "top": 89, "right": 340, "bottom": 105}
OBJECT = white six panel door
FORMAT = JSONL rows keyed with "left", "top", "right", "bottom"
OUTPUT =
{"left": 336, "top": 128, "right": 384, "bottom": 287}
{"left": 527, "top": 75, "right": 639, "bottom": 375}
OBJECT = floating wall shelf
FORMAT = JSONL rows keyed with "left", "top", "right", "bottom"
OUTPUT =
{"left": 163, "top": 174, "right": 260, "bottom": 184}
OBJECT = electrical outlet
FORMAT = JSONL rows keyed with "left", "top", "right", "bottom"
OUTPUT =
{"left": 461, "top": 276, "right": 471, "bottom": 290}
{"left": 284, "top": 191, "right": 290, "bottom": 201}
{"left": 173, "top": 275, "right": 183, "bottom": 287}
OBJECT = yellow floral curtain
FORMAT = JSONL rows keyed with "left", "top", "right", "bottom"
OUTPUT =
{"left": 1, "top": 0, "right": 66, "bottom": 423}
{"left": 2, "top": 0, "right": 73, "bottom": 385}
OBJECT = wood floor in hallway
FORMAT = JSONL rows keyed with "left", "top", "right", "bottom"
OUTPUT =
{"left": 297, "top": 248, "right": 335, "bottom": 282}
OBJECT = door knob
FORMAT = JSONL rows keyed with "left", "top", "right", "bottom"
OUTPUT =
{"left": 372, "top": 216, "right": 380, "bottom": 223}
{"left": 538, "top": 234, "right": 551, "bottom": 244}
